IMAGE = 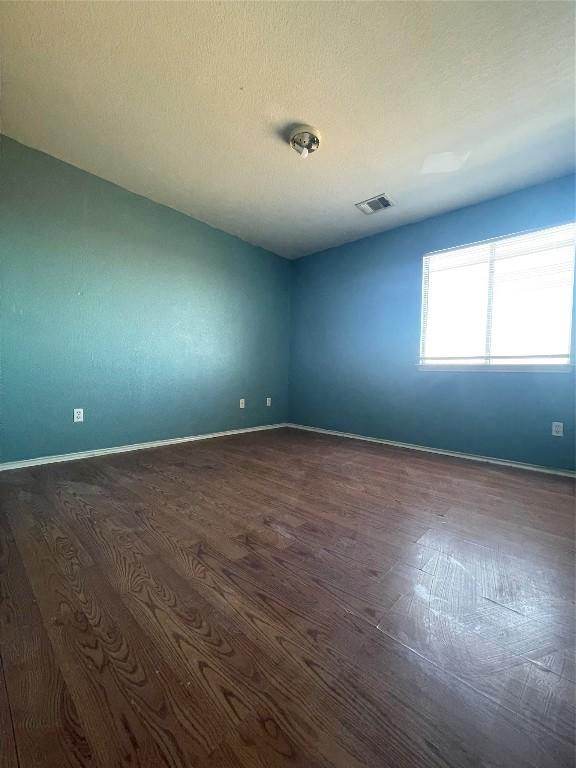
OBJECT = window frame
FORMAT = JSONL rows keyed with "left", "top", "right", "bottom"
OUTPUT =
{"left": 417, "top": 224, "right": 576, "bottom": 373}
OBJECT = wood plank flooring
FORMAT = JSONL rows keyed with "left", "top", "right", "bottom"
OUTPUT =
{"left": 0, "top": 426, "right": 574, "bottom": 768}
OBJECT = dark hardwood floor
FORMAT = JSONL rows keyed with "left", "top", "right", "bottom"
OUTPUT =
{"left": 0, "top": 427, "right": 574, "bottom": 768}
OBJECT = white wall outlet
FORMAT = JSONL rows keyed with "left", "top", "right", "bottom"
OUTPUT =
{"left": 552, "top": 421, "right": 564, "bottom": 437}
{"left": 73, "top": 408, "right": 84, "bottom": 423}
{"left": 239, "top": 398, "right": 245, "bottom": 409}
{"left": 266, "top": 397, "right": 272, "bottom": 407}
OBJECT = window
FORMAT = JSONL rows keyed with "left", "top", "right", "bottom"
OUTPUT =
{"left": 419, "top": 223, "right": 576, "bottom": 370}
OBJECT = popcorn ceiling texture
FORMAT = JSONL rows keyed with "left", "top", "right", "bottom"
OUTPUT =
{"left": 0, "top": 1, "right": 574, "bottom": 258}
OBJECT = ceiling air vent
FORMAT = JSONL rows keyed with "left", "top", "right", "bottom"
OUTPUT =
{"left": 355, "top": 193, "right": 394, "bottom": 215}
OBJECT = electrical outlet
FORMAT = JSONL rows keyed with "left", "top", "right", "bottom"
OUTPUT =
{"left": 73, "top": 408, "right": 84, "bottom": 423}
{"left": 239, "top": 398, "right": 245, "bottom": 409}
{"left": 552, "top": 421, "right": 564, "bottom": 437}
{"left": 266, "top": 397, "right": 272, "bottom": 407}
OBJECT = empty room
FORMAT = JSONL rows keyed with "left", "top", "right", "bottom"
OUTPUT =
{"left": 0, "top": 2, "right": 574, "bottom": 767}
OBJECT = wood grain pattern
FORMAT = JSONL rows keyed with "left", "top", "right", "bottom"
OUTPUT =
{"left": 0, "top": 427, "right": 574, "bottom": 767}
{"left": 0, "top": 513, "right": 94, "bottom": 768}
{"left": 0, "top": 652, "right": 18, "bottom": 768}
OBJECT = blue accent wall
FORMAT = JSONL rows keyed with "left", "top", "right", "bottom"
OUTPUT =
{"left": 290, "top": 175, "right": 576, "bottom": 470}
{"left": 0, "top": 138, "right": 291, "bottom": 462}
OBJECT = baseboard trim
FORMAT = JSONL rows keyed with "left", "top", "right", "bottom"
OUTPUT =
{"left": 285, "top": 423, "right": 575, "bottom": 478}
{"left": 0, "top": 423, "right": 289, "bottom": 472}
{"left": 2, "top": 422, "right": 573, "bottom": 478}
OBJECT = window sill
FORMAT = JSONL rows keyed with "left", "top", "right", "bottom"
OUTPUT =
{"left": 417, "top": 364, "right": 574, "bottom": 373}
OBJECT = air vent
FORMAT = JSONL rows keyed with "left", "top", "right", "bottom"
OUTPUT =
{"left": 355, "top": 193, "right": 394, "bottom": 215}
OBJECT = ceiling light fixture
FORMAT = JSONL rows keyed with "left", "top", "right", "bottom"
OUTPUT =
{"left": 289, "top": 125, "right": 321, "bottom": 158}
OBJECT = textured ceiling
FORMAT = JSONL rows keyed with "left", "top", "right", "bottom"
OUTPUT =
{"left": 0, "top": 1, "right": 574, "bottom": 258}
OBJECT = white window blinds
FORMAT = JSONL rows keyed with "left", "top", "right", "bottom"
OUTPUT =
{"left": 420, "top": 223, "right": 576, "bottom": 367}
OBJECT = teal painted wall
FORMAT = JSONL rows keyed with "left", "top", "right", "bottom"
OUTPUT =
{"left": 290, "top": 175, "right": 576, "bottom": 471}
{"left": 0, "top": 137, "right": 291, "bottom": 462}
{"left": 2, "top": 137, "right": 574, "bottom": 471}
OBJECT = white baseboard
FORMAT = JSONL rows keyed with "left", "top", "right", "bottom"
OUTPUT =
{"left": 0, "top": 423, "right": 289, "bottom": 472}
{"left": 285, "top": 423, "right": 575, "bottom": 478}
{"left": 2, "top": 421, "right": 573, "bottom": 478}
